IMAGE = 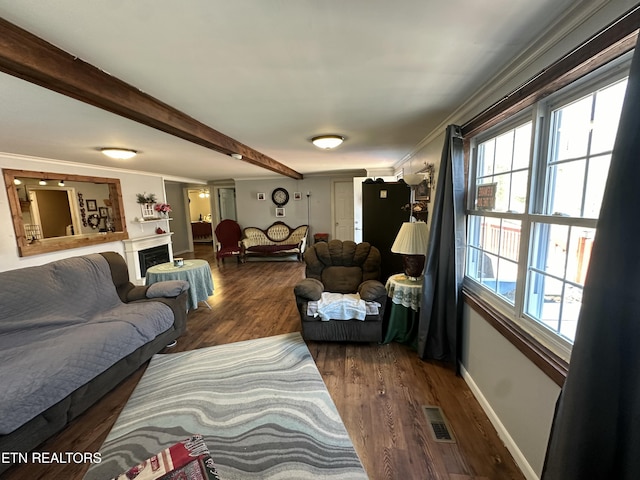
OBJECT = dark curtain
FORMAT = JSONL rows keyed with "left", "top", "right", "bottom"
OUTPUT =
{"left": 542, "top": 39, "right": 640, "bottom": 480}
{"left": 416, "top": 125, "right": 466, "bottom": 366}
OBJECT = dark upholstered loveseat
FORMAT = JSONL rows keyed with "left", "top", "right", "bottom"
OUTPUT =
{"left": 294, "top": 240, "right": 387, "bottom": 342}
{"left": 0, "top": 252, "right": 188, "bottom": 473}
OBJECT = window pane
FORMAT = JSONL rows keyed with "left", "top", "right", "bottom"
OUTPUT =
{"left": 495, "top": 130, "right": 514, "bottom": 173}
{"left": 559, "top": 286, "right": 582, "bottom": 341}
{"left": 509, "top": 170, "right": 528, "bottom": 213}
{"left": 513, "top": 122, "right": 532, "bottom": 170}
{"left": 500, "top": 219, "right": 521, "bottom": 262}
{"left": 526, "top": 271, "right": 563, "bottom": 326}
{"left": 478, "top": 140, "right": 495, "bottom": 177}
{"left": 476, "top": 216, "right": 498, "bottom": 256}
{"left": 541, "top": 224, "right": 569, "bottom": 278}
{"left": 547, "top": 160, "right": 585, "bottom": 216}
{"left": 566, "top": 227, "right": 595, "bottom": 285}
{"left": 552, "top": 96, "right": 592, "bottom": 161}
{"left": 591, "top": 79, "right": 627, "bottom": 154}
{"left": 584, "top": 154, "right": 611, "bottom": 218}
{"left": 497, "top": 257, "right": 518, "bottom": 303}
{"left": 493, "top": 173, "right": 512, "bottom": 212}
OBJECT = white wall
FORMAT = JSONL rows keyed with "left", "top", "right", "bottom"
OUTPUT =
{"left": 0, "top": 152, "right": 168, "bottom": 272}
{"left": 461, "top": 306, "right": 560, "bottom": 478}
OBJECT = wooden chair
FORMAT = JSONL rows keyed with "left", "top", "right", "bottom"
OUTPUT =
{"left": 214, "top": 219, "right": 242, "bottom": 265}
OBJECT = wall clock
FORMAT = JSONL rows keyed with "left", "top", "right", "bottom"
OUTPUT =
{"left": 271, "top": 187, "right": 289, "bottom": 206}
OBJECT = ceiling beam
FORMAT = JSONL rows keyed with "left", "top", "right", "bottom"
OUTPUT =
{"left": 0, "top": 17, "right": 303, "bottom": 180}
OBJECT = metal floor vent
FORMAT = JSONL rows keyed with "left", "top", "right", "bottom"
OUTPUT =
{"left": 423, "top": 405, "right": 456, "bottom": 443}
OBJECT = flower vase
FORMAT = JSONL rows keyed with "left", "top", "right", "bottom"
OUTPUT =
{"left": 141, "top": 203, "right": 155, "bottom": 219}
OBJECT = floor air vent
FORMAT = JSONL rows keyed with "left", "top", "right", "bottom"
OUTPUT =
{"left": 423, "top": 405, "right": 456, "bottom": 443}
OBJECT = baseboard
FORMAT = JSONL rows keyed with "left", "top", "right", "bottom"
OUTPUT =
{"left": 460, "top": 365, "right": 540, "bottom": 480}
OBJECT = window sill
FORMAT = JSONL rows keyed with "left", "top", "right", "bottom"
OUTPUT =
{"left": 462, "top": 286, "right": 568, "bottom": 387}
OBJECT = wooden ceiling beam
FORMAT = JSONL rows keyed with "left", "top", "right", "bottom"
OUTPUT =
{"left": 0, "top": 17, "right": 303, "bottom": 179}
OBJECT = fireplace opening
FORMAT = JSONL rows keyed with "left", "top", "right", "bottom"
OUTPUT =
{"left": 138, "top": 245, "right": 170, "bottom": 276}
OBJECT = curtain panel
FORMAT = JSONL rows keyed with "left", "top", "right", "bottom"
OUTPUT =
{"left": 417, "top": 125, "right": 466, "bottom": 367}
{"left": 542, "top": 38, "right": 640, "bottom": 480}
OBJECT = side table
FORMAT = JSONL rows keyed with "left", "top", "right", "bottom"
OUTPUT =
{"left": 383, "top": 273, "right": 423, "bottom": 347}
{"left": 146, "top": 259, "right": 214, "bottom": 311}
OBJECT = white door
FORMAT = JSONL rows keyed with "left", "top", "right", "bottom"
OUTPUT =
{"left": 218, "top": 188, "right": 237, "bottom": 221}
{"left": 333, "top": 180, "right": 354, "bottom": 241}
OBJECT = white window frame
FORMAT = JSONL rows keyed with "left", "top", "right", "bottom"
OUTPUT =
{"left": 465, "top": 54, "right": 632, "bottom": 362}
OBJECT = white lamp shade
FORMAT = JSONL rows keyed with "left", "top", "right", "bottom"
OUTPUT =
{"left": 391, "top": 221, "right": 429, "bottom": 255}
{"left": 403, "top": 173, "right": 424, "bottom": 186}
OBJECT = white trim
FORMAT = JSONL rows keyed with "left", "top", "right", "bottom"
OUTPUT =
{"left": 460, "top": 364, "right": 540, "bottom": 480}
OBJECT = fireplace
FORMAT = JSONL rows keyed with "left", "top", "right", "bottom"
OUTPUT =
{"left": 138, "top": 245, "right": 170, "bottom": 277}
{"left": 122, "top": 233, "right": 174, "bottom": 284}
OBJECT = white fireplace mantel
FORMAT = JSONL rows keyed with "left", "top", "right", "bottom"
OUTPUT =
{"left": 123, "top": 233, "right": 174, "bottom": 284}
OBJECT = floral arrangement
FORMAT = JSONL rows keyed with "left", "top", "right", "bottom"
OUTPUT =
{"left": 154, "top": 202, "right": 172, "bottom": 213}
{"left": 136, "top": 192, "right": 157, "bottom": 204}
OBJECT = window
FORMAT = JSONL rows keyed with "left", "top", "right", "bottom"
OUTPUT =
{"left": 466, "top": 62, "right": 629, "bottom": 359}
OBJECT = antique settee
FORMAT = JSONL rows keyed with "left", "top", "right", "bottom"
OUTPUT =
{"left": 294, "top": 240, "right": 387, "bottom": 342}
{"left": 0, "top": 252, "right": 188, "bottom": 472}
{"left": 241, "top": 221, "right": 308, "bottom": 262}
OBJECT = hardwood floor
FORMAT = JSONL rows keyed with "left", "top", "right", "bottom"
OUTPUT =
{"left": 4, "top": 246, "right": 525, "bottom": 480}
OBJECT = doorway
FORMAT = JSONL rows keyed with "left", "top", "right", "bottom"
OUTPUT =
{"left": 217, "top": 187, "right": 237, "bottom": 221}
{"left": 332, "top": 180, "right": 354, "bottom": 241}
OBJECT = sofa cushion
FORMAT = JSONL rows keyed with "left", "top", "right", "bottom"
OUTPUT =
{"left": 247, "top": 244, "right": 298, "bottom": 253}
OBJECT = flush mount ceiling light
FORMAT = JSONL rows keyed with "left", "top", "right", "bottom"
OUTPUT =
{"left": 100, "top": 148, "right": 138, "bottom": 160}
{"left": 311, "top": 135, "right": 344, "bottom": 150}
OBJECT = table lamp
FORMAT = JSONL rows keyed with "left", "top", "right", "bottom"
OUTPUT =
{"left": 391, "top": 221, "right": 429, "bottom": 280}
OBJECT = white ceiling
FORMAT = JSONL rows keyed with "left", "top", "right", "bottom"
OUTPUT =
{"left": 0, "top": 0, "right": 580, "bottom": 183}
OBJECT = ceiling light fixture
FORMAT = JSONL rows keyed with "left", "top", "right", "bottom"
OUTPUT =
{"left": 311, "top": 135, "right": 344, "bottom": 150}
{"left": 230, "top": 153, "right": 243, "bottom": 160}
{"left": 39, "top": 179, "right": 47, "bottom": 186}
{"left": 100, "top": 148, "right": 138, "bottom": 160}
{"left": 58, "top": 180, "right": 65, "bottom": 187}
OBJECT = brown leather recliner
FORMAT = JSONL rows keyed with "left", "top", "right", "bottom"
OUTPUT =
{"left": 294, "top": 240, "right": 387, "bottom": 342}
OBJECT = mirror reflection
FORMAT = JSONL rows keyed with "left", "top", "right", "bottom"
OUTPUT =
{"left": 3, "top": 169, "right": 129, "bottom": 257}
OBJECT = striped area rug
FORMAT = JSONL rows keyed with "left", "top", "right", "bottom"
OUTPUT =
{"left": 85, "top": 333, "right": 368, "bottom": 479}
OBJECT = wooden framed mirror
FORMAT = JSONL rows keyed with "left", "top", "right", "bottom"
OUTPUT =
{"left": 3, "top": 168, "right": 129, "bottom": 257}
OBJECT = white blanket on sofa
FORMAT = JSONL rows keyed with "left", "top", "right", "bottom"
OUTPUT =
{"left": 307, "top": 292, "right": 380, "bottom": 321}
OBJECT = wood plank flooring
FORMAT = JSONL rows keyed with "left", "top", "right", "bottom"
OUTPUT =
{"left": 3, "top": 246, "right": 525, "bottom": 480}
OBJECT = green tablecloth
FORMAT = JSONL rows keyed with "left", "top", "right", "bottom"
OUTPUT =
{"left": 145, "top": 259, "right": 214, "bottom": 311}
{"left": 383, "top": 273, "right": 423, "bottom": 347}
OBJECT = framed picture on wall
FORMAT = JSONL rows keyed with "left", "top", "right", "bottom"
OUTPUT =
{"left": 293, "top": 192, "right": 302, "bottom": 200}
{"left": 415, "top": 179, "right": 431, "bottom": 202}
{"left": 275, "top": 207, "right": 285, "bottom": 217}
{"left": 98, "top": 207, "right": 109, "bottom": 218}
{"left": 257, "top": 192, "right": 266, "bottom": 200}
{"left": 86, "top": 199, "right": 97, "bottom": 211}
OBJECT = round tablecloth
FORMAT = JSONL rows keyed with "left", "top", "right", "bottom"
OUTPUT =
{"left": 146, "top": 259, "right": 214, "bottom": 310}
{"left": 383, "top": 274, "right": 423, "bottom": 346}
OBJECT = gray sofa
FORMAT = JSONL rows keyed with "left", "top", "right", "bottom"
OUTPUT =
{"left": 0, "top": 251, "right": 189, "bottom": 472}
